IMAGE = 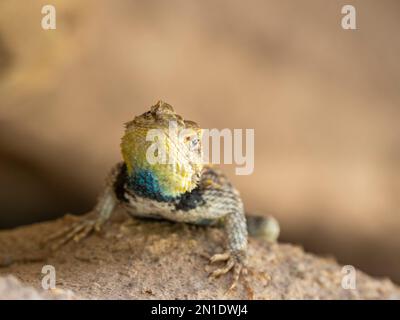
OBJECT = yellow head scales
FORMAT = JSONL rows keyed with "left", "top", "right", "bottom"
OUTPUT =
{"left": 121, "top": 101, "right": 203, "bottom": 197}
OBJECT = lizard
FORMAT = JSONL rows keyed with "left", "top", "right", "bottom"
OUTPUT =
{"left": 45, "top": 101, "right": 280, "bottom": 296}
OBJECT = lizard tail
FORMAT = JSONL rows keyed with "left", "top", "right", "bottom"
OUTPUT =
{"left": 246, "top": 214, "right": 280, "bottom": 243}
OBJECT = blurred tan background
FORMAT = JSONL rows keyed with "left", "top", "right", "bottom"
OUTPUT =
{"left": 0, "top": 0, "right": 399, "bottom": 283}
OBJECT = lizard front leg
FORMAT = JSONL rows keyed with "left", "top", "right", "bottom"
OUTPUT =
{"left": 165, "top": 168, "right": 251, "bottom": 296}
{"left": 44, "top": 163, "right": 123, "bottom": 250}
{"left": 207, "top": 196, "right": 251, "bottom": 296}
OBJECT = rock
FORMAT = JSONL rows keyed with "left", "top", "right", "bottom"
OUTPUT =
{"left": 0, "top": 275, "right": 76, "bottom": 300}
{"left": 0, "top": 209, "right": 398, "bottom": 299}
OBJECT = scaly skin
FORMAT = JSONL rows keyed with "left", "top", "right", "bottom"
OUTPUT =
{"left": 46, "top": 101, "right": 280, "bottom": 297}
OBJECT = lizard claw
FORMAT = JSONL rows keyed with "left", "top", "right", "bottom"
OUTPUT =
{"left": 209, "top": 252, "right": 230, "bottom": 264}
{"left": 208, "top": 251, "right": 254, "bottom": 299}
{"left": 43, "top": 213, "right": 104, "bottom": 251}
{"left": 209, "top": 256, "right": 235, "bottom": 278}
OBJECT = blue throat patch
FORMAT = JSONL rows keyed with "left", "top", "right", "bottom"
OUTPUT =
{"left": 127, "top": 169, "right": 175, "bottom": 202}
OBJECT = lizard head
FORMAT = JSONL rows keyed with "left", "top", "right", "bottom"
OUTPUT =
{"left": 121, "top": 101, "right": 203, "bottom": 199}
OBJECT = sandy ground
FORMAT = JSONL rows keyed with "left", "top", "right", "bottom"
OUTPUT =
{"left": 0, "top": 210, "right": 399, "bottom": 299}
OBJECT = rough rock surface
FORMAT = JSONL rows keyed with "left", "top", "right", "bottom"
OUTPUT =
{"left": 0, "top": 210, "right": 399, "bottom": 299}
{"left": 0, "top": 275, "right": 76, "bottom": 300}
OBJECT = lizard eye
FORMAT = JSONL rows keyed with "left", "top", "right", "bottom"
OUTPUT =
{"left": 190, "top": 138, "right": 200, "bottom": 149}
